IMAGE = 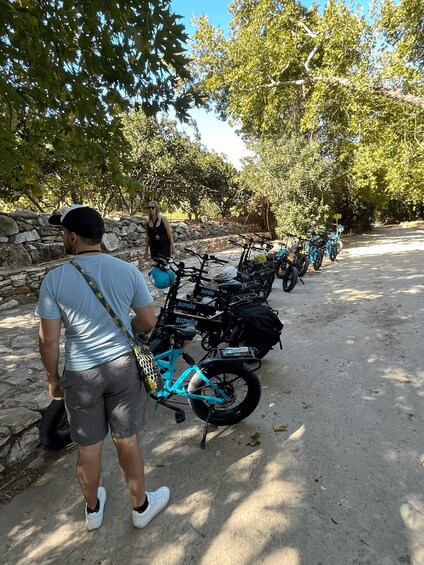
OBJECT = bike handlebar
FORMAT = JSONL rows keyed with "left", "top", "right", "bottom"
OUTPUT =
{"left": 187, "top": 270, "right": 212, "bottom": 282}
{"left": 151, "top": 255, "right": 172, "bottom": 267}
{"left": 209, "top": 255, "right": 229, "bottom": 264}
{"left": 254, "top": 232, "right": 272, "bottom": 241}
{"left": 184, "top": 247, "right": 200, "bottom": 257}
{"left": 189, "top": 266, "right": 209, "bottom": 275}
{"left": 228, "top": 239, "right": 245, "bottom": 248}
{"left": 184, "top": 248, "right": 229, "bottom": 265}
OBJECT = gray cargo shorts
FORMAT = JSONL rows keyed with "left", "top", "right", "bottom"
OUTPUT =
{"left": 61, "top": 352, "right": 146, "bottom": 446}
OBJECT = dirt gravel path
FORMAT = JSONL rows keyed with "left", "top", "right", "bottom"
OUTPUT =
{"left": 0, "top": 224, "right": 423, "bottom": 565}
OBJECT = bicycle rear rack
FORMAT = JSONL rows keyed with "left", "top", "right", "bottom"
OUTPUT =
{"left": 212, "top": 347, "right": 262, "bottom": 371}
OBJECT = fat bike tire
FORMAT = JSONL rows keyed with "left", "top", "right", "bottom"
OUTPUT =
{"left": 276, "top": 264, "right": 286, "bottom": 280}
{"left": 188, "top": 364, "right": 261, "bottom": 426}
{"left": 39, "top": 399, "right": 72, "bottom": 450}
{"left": 282, "top": 265, "right": 298, "bottom": 292}
{"left": 201, "top": 333, "right": 220, "bottom": 351}
{"left": 258, "top": 273, "right": 275, "bottom": 300}
{"left": 313, "top": 250, "right": 324, "bottom": 270}
{"left": 298, "top": 255, "right": 309, "bottom": 277}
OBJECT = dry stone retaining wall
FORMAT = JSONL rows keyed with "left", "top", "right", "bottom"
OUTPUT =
{"left": 0, "top": 210, "right": 256, "bottom": 310}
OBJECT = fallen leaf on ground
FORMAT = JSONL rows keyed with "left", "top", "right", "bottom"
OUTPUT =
{"left": 247, "top": 432, "right": 261, "bottom": 446}
{"left": 273, "top": 424, "right": 288, "bottom": 432}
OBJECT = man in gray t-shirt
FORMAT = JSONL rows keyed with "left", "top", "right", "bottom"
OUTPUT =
{"left": 37, "top": 205, "right": 170, "bottom": 531}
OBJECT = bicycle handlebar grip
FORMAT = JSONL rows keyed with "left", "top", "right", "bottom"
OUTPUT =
{"left": 183, "top": 248, "right": 196, "bottom": 255}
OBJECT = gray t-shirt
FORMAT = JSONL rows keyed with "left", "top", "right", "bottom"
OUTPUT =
{"left": 36, "top": 254, "right": 153, "bottom": 371}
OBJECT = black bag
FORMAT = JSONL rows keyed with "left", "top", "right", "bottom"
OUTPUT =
{"left": 233, "top": 303, "right": 284, "bottom": 348}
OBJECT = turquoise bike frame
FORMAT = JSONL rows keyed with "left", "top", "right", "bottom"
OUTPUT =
{"left": 153, "top": 348, "right": 230, "bottom": 404}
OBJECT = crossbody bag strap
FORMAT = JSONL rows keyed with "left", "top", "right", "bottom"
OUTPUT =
{"left": 69, "top": 259, "right": 137, "bottom": 347}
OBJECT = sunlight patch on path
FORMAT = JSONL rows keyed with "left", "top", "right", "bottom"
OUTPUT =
{"left": 348, "top": 241, "right": 424, "bottom": 256}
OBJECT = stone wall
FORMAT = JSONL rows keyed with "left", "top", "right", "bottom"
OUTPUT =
{"left": 0, "top": 210, "right": 255, "bottom": 311}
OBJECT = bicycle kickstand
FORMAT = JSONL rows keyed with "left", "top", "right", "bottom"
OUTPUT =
{"left": 200, "top": 408, "right": 218, "bottom": 449}
{"left": 298, "top": 276, "right": 305, "bottom": 285}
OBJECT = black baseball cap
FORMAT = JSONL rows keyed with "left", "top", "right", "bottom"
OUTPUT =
{"left": 48, "top": 205, "right": 105, "bottom": 238}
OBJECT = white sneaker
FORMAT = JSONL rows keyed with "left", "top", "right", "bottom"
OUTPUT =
{"left": 132, "top": 486, "right": 170, "bottom": 528}
{"left": 85, "top": 487, "right": 106, "bottom": 531}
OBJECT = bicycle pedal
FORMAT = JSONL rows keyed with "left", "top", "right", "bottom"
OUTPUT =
{"left": 175, "top": 409, "right": 185, "bottom": 424}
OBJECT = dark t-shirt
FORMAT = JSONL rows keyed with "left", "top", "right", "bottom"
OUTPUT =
{"left": 147, "top": 218, "right": 171, "bottom": 259}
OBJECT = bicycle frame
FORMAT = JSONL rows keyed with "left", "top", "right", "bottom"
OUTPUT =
{"left": 306, "top": 233, "right": 325, "bottom": 263}
{"left": 325, "top": 224, "right": 344, "bottom": 258}
{"left": 153, "top": 347, "right": 229, "bottom": 404}
{"left": 274, "top": 244, "right": 295, "bottom": 271}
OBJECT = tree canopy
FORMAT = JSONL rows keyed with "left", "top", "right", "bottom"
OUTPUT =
{"left": 122, "top": 109, "right": 238, "bottom": 218}
{"left": 0, "top": 0, "right": 198, "bottom": 207}
{"left": 1, "top": 0, "right": 422, "bottom": 229}
{"left": 190, "top": 0, "right": 424, "bottom": 230}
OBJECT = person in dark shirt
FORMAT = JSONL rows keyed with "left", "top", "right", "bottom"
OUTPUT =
{"left": 143, "top": 200, "right": 175, "bottom": 260}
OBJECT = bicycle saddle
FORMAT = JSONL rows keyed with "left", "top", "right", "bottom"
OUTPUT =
{"left": 218, "top": 279, "right": 243, "bottom": 292}
{"left": 162, "top": 324, "right": 197, "bottom": 340}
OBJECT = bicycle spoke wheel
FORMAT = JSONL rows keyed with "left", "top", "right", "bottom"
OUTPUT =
{"left": 298, "top": 254, "right": 309, "bottom": 277}
{"left": 283, "top": 265, "right": 298, "bottom": 292}
{"left": 201, "top": 333, "right": 221, "bottom": 351}
{"left": 188, "top": 364, "right": 261, "bottom": 426}
{"left": 276, "top": 263, "right": 286, "bottom": 279}
{"left": 257, "top": 272, "right": 275, "bottom": 300}
{"left": 313, "top": 250, "right": 324, "bottom": 270}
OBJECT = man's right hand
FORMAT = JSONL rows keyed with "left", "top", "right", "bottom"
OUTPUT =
{"left": 49, "top": 381, "right": 64, "bottom": 400}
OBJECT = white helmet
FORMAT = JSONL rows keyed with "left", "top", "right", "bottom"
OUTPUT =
{"left": 224, "top": 265, "right": 238, "bottom": 279}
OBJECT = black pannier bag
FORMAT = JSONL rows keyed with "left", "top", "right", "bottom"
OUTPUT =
{"left": 232, "top": 303, "right": 284, "bottom": 348}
